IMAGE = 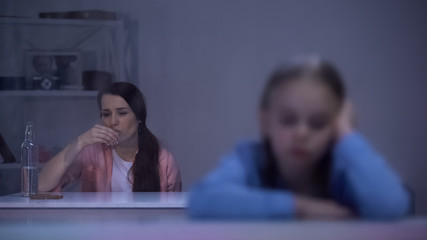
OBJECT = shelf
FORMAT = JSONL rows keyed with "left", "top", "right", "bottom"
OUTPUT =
{"left": 0, "top": 90, "right": 98, "bottom": 97}
{"left": 0, "top": 163, "right": 20, "bottom": 169}
{"left": 0, "top": 17, "right": 122, "bottom": 27}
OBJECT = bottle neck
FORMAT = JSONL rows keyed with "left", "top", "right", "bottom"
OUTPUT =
{"left": 25, "top": 126, "right": 34, "bottom": 141}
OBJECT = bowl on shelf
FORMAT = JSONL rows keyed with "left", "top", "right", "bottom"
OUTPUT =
{"left": 82, "top": 70, "right": 112, "bottom": 91}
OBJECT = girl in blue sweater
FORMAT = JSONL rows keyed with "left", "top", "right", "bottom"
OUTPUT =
{"left": 188, "top": 56, "right": 410, "bottom": 219}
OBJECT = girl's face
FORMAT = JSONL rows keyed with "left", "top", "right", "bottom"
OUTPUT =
{"left": 100, "top": 94, "right": 139, "bottom": 146}
{"left": 260, "top": 78, "right": 340, "bottom": 176}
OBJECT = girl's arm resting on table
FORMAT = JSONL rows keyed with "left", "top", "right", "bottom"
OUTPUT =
{"left": 332, "top": 132, "right": 410, "bottom": 219}
{"left": 188, "top": 155, "right": 295, "bottom": 219}
{"left": 188, "top": 150, "right": 354, "bottom": 219}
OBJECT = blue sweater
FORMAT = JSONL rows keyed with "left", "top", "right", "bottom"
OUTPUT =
{"left": 188, "top": 132, "right": 410, "bottom": 219}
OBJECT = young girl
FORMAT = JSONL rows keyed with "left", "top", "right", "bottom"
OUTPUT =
{"left": 188, "top": 56, "right": 409, "bottom": 219}
{"left": 39, "top": 82, "right": 182, "bottom": 192}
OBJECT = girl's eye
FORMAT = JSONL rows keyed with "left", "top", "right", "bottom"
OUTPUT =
{"left": 101, "top": 113, "right": 110, "bottom": 118}
{"left": 308, "top": 117, "right": 328, "bottom": 131}
{"left": 118, "top": 112, "right": 128, "bottom": 116}
{"left": 279, "top": 115, "right": 298, "bottom": 127}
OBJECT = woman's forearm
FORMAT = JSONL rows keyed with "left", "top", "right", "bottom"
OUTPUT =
{"left": 38, "top": 139, "right": 83, "bottom": 192}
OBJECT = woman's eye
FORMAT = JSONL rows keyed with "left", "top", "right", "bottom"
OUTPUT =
{"left": 101, "top": 113, "right": 110, "bottom": 118}
{"left": 118, "top": 112, "right": 128, "bottom": 116}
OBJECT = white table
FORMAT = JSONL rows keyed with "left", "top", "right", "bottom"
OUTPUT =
{"left": 0, "top": 192, "right": 426, "bottom": 240}
{"left": 0, "top": 192, "right": 187, "bottom": 222}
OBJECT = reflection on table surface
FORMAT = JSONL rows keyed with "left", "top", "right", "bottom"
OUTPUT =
{"left": 1, "top": 218, "right": 426, "bottom": 240}
{"left": 0, "top": 192, "right": 187, "bottom": 208}
{"left": 0, "top": 192, "right": 426, "bottom": 240}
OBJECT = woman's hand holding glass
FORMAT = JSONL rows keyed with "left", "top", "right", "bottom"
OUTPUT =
{"left": 77, "top": 124, "right": 119, "bottom": 149}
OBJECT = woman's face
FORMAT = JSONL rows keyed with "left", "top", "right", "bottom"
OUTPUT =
{"left": 100, "top": 94, "right": 139, "bottom": 146}
{"left": 260, "top": 78, "right": 340, "bottom": 176}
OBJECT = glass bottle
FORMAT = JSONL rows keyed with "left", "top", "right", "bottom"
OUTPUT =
{"left": 21, "top": 121, "right": 38, "bottom": 197}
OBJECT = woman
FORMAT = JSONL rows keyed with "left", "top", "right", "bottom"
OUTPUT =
{"left": 39, "top": 82, "right": 182, "bottom": 192}
{"left": 188, "top": 56, "right": 409, "bottom": 219}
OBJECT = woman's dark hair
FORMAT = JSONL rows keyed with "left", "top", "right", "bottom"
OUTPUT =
{"left": 97, "top": 82, "right": 160, "bottom": 192}
{"left": 260, "top": 56, "right": 346, "bottom": 197}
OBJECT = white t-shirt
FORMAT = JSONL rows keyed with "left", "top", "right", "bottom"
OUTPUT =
{"left": 111, "top": 149, "right": 133, "bottom": 192}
